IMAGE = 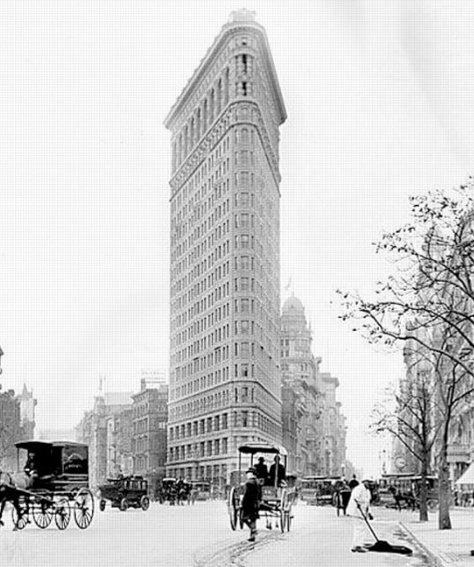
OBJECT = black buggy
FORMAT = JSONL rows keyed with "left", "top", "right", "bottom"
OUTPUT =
{"left": 98, "top": 475, "right": 150, "bottom": 512}
{"left": 2, "top": 440, "right": 95, "bottom": 530}
{"left": 228, "top": 443, "right": 296, "bottom": 533}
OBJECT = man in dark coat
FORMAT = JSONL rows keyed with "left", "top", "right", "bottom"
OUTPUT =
{"left": 348, "top": 474, "right": 359, "bottom": 490}
{"left": 268, "top": 455, "right": 286, "bottom": 487}
{"left": 254, "top": 457, "right": 268, "bottom": 484}
{"left": 241, "top": 467, "right": 261, "bottom": 542}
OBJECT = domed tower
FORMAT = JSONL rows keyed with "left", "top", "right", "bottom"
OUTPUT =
{"left": 281, "top": 294, "right": 314, "bottom": 368}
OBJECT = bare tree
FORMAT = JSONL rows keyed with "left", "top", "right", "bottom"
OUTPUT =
{"left": 371, "top": 350, "right": 441, "bottom": 521}
{"left": 338, "top": 181, "right": 474, "bottom": 530}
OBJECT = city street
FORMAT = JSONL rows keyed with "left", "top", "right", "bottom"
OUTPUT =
{"left": 0, "top": 500, "right": 429, "bottom": 567}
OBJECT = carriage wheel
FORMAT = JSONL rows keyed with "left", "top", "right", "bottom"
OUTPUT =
{"left": 279, "top": 507, "right": 286, "bottom": 532}
{"left": 279, "top": 489, "right": 288, "bottom": 532}
{"left": 54, "top": 498, "right": 71, "bottom": 530}
{"left": 140, "top": 496, "right": 150, "bottom": 511}
{"left": 11, "top": 502, "right": 29, "bottom": 530}
{"left": 284, "top": 501, "right": 293, "bottom": 532}
{"left": 238, "top": 507, "right": 245, "bottom": 529}
{"left": 99, "top": 499, "right": 106, "bottom": 511}
{"left": 74, "top": 488, "right": 95, "bottom": 529}
{"left": 228, "top": 486, "right": 238, "bottom": 531}
{"left": 33, "top": 500, "right": 53, "bottom": 529}
{"left": 120, "top": 497, "right": 129, "bottom": 511}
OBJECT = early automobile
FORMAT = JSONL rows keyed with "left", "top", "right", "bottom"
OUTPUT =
{"left": 298, "top": 475, "right": 341, "bottom": 506}
{"left": 190, "top": 480, "right": 211, "bottom": 501}
{"left": 98, "top": 475, "right": 150, "bottom": 512}
{"left": 228, "top": 443, "right": 296, "bottom": 532}
{"left": 1, "top": 440, "right": 95, "bottom": 530}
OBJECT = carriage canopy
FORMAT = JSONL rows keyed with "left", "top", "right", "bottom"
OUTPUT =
{"left": 15, "top": 440, "right": 88, "bottom": 477}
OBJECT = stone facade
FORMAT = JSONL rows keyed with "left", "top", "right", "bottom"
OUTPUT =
{"left": 165, "top": 10, "right": 286, "bottom": 483}
{"left": 0, "top": 381, "right": 36, "bottom": 472}
{"left": 75, "top": 392, "right": 133, "bottom": 489}
{"left": 281, "top": 295, "right": 346, "bottom": 477}
{"left": 16, "top": 384, "right": 36, "bottom": 440}
{"left": 131, "top": 383, "right": 168, "bottom": 492}
{"left": 0, "top": 388, "right": 22, "bottom": 471}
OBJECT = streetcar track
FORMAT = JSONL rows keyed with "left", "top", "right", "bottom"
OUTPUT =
{"left": 193, "top": 531, "right": 285, "bottom": 567}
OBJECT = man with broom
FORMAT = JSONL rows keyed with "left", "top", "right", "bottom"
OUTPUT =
{"left": 346, "top": 477, "right": 373, "bottom": 553}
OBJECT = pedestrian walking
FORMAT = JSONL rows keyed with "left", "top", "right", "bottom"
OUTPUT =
{"left": 346, "top": 477, "right": 372, "bottom": 553}
{"left": 241, "top": 467, "right": 261, "bottom": 542}
{"left": 337, "top": 479, "right": 351, "bottom": 516}
{"left": 348, "top": 474, "right": 359, "bottom": 490}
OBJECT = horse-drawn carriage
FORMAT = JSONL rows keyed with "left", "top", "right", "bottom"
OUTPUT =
{"left": 157, "top": 477, "right": 190, "bottom": 505}
{"left": 98, "top": 475, "right": 150, "bottom": 512}
{"left": 0, "top": 440, "right": 94, "bottom": 530}
{"left": 378, "top": 473, "right": 438, "bottom": 510}
{"left": 228, "top": 443, "right": 296, "bottom": 533}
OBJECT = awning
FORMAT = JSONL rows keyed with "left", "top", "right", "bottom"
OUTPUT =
{"left": 455, "top": 463, "right": 474, "bottom": 485}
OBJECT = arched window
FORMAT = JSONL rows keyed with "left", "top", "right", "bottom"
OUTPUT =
{"left": 190, "top": 117, "right": 195, "bottom": 150}
{"left": 216, "top": 79, "right": 222, "bottom": 115}
{"left": 196, "top": 108, "right": 201, "bottom": 142}
{"left": 209, "top": 89, "right": 215, "bottom": 124}
{"left": 224, "top": 68, "right": 229, "bottom": 105}
{"left": 183, "top": 124, "right": 189, "bottom": 157}
{"left": 172, "top": 141, "right": 177, "bottom": 172}
{"left": 203, "top": 99, "right": 208, "bottom": 133}
{"left": 177, "top": 133, "right": 183, "bottom": 166}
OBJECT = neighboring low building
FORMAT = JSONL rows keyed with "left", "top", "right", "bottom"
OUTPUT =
{"left": 132, "top": 380, "right": 168, "bottom": 494}
{"left": 0, "top": 388, "right": 22, "bottom": 471}
{"left": 75, "top": 392, "right": 133, "bottom": 489}
{"left": 105, "top": 408, "right": 134, "bottom": 478}
{"left": 16, "top": 384, "right": 37, "bottom": 440}
{"left": 0, "top": 381, "right": 36, "bottom": 472}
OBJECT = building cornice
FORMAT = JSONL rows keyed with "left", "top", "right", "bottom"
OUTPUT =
{"left": 164, "top": 21, "right": 286, "bottom": 131}
{"left": 169, "top": 101, "right": 281, "bottom": 197}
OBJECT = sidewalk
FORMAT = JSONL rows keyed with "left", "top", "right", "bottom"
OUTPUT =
{"left": 400, "top": 508, "right": 474, "bottom": 566}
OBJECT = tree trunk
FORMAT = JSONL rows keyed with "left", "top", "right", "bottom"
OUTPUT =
{"left": 438, "top": 430, "right": 452, "bottom": 530}
{"left": 419, "top": 454, "right": 429, "bottom": 522}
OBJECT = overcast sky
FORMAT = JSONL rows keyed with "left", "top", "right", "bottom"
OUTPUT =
{"left": 1, "top": 0, "right": 473, "bottom": 475}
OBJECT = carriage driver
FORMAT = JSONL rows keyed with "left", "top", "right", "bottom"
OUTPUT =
{"left": 268, "top": 455, "right": 286, "bottom": 487}
{"left": 24, "top": 451, "right": 40, "bottom": 488}
{"left": 254, "top": 457, "right": 268, "bottom": 485}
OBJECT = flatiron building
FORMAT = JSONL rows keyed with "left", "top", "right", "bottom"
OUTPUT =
{"left": 164, "top": 10, "right": 286, "bottom": 484}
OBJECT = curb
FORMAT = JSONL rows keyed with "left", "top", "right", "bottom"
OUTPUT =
{"left": 399, "top": 522, "right": 449, "bottom": 567}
